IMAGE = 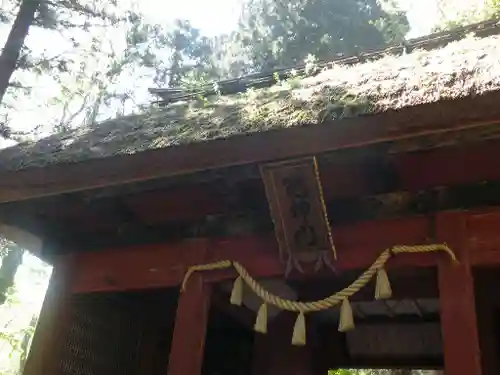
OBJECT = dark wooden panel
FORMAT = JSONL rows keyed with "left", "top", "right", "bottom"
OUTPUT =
{"left": 315, "top": 321, "right": 443, "bottom": 370}
{"left": 346, "top": 323, "right": 442, "bottom": 357}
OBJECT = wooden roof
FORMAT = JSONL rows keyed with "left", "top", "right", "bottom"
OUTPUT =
{"left": 1, "top": 20, "right": 500, "bottom": 173}
{"left": 2, "top": 20, "right": 500, "bottom": 259}
{"left": 1, "top": 21, "right": 500, "bottom": 204}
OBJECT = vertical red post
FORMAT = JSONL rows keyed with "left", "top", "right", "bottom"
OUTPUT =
{"left": 168, "top": 274, "right": 212, "bottom": 375}
{"left": 437, "top": 212, "right": 482, "bottom": 375}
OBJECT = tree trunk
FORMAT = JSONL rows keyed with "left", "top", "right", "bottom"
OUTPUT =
{"left": 0, "top": 0, "right": 40, "bottom": 105}
{"left": 0, "top": 246, "right": 24, "bottom": 304}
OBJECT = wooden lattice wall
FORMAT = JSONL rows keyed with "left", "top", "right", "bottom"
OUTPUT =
{"left": 57, "top": 293, "right": 142, "bottom": 375}
{"left": 48, "top": 288, "right": 179, "bottom": 375}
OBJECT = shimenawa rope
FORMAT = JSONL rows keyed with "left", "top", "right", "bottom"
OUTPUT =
{"left": 181, "top": 243, "right": 457, "bottom": 346}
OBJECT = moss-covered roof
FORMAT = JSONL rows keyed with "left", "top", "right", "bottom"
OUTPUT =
{"left": 1, "top": 32, "right": 500, "bottom": 171}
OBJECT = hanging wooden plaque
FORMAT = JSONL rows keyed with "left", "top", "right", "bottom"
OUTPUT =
{"left": 260, "top": 156, "right": 336, "bottom": 275}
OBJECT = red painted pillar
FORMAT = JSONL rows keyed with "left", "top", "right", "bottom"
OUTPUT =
{"left": 168, "top": 274, "right": 212, "bottom": 375}
{"left": 437, "top": 212, "right": 482, "bottom": 375}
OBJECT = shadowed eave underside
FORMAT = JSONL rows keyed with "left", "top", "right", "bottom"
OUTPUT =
{"left": 1, "top": 32, "right": 500, "bottom": 171}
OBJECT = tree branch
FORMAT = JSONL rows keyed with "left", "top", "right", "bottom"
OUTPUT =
{"left": 0, "top": 0, "right": 40, "bottom": 105}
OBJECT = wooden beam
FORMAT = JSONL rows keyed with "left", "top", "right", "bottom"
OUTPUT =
{"left": 14, "top": 178, "right": 500, "bottom": 257}
{"left": 291, "top": 269, "right": 439, "bottom": 302}
{"left": 168, "top": 274, "right": 211, "bottom": 375}
{"left": 437, "top": 211, "right": 482, "bottom": 375}
{"left": 66, "top": 206, "right": 500, "bottom": 294}
{"left": 34, "top": 146, "right": 500, "bottom": 252}
{"left": 393, "top": 140, "right": 500, "bottom": 192}
{"left": 2, "top": 90, "right": 500, "bottom": 204}
{"left": 70, "top": 216, "right": 435, "bottom": 294}
{"left": 9, "top": 138, "right": 500, "bottom": 248}
{"left": 70, "top": 238, "right": 209, "bottom": 293}
{"left": 11, "top": 137, "right": 500, "bottom": 227}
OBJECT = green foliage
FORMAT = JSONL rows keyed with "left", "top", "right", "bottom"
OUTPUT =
{"left": 0, "top": 316, "right": 36, "bottom": 374}
{"left": 0, "top": 0, "right": 131, "bottom": 138}
{"left": 0, "top": 245, "right": 50, "bottom": 375}
{"left": 329, "top": 370, "right": 355, "bottom": 375}
{"left": 433, "top": 0, "right": 500, "bottom": 31}
{"left": 144, "top": 19, "right": 215, "bottom": 88}
{"left": 0, "top": 245, "right": 23, "bottom": 305}
{"left": 371, "top": 1, "right": 410, "bottom": 44}
{"left": 1, "top": 0, "right": 413, "bottom": 139}
{"left": 328, "top": 370, "right": 434, "bottom": 375}
{"left": 234, "top": 0, "right": 409, "bottom": 71}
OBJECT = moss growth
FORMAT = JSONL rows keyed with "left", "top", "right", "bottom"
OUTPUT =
{"left": 1, "top": 33, "right": 500, "bottom": 171}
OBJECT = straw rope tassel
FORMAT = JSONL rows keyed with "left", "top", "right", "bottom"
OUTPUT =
{"left": 254, "top": 303, "right": 268, "bottom": 334}
{"left": 292, "top": 312, "right": 307, "bottom": 346}
{"left": 339, "top": 299, "right": 355, "bottom": 332}
{"left": 180, "top": 243, "right": 457, "bottom": 345}
{"left": 230, "top": 276, "right": 243, "bottom": 306}
{"left": 375, "top": 267, "right": 392, "bottom": 300}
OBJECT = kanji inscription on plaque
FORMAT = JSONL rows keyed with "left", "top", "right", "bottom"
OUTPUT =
{"left": 260, "top": 156, "right": 336, "bottom": 275}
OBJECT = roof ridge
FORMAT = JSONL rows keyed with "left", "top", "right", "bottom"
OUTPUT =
{"left": 149, "top": 18, "right": 500, "bottom": 105}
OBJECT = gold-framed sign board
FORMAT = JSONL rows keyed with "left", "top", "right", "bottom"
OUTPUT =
{"left": 260, "top": 156, "right": 336, "bottom": 275}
